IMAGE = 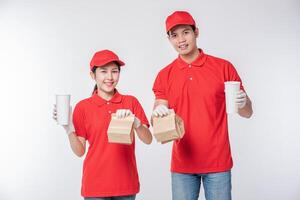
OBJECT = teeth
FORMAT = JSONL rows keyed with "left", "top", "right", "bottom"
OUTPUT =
{"left": 179, "top": 44, "right": 188, "bottom": 49}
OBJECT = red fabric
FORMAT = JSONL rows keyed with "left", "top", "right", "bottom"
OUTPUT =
{"left": 165, "top": 11, "right": 196, "bottom": 32}
{"left": 73, "top": 91, "right": 149, "bottom": 197}
{"left": 90, "top": 49, "right": 125, "bottom": 70}
{"left": 153, "top": 49, "right": 244, "bottom": 173}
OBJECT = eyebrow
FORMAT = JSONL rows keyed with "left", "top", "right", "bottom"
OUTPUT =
{"left": 182, "top": 28, "right": 192, "bottom": 32}
{"left": 170, "top": 28, "right": 192, "bottom": 35}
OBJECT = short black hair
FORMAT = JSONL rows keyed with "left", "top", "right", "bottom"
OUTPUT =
{"left": 167, "top": 25, "right": 196, "bottom": 36}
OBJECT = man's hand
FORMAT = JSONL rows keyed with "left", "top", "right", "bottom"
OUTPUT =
{"left": 152, "top": 104, "right": 170, "bottom": 117}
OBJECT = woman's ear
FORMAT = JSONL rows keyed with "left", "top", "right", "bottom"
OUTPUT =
{"left": 90, "top": 71, "right": 95, "bottom": 80}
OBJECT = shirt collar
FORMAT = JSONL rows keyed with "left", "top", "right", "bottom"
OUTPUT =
{"left": 91, "top": 89, "right": 122, "bottom": 107}
{"left": 177, "top": 49, "right": 207, "bottom": 69}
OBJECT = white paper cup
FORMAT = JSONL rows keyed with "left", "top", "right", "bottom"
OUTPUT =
{"left": 55, "top": 94, "right": 70, "bottom": 125}
{"left": 224, "top": 81, "right": 240, "bottom": 114}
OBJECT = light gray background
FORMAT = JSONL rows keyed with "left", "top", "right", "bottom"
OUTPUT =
{"left": 0, "top": 0, "right": 299, "bottom": 200}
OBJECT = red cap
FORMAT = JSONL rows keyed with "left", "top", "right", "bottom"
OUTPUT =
{"left": 89, "top": 50, "right": 125, "bottom": 70}
{"left": 165, "top": 11, "right": 196, "bottom": 32}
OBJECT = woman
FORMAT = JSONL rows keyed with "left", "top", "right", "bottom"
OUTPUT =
{"left": 53, "top": 49, "right": 152, "bottom": 200}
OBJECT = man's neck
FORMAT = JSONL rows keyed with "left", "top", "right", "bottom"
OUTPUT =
{"left": 180, "top": 48, "right": 200, "bottom": 64}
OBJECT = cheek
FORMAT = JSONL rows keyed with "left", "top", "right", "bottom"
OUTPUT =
{"left": 113, "top": 73, "right": 120, "bottom": 82}
{"left": 169, "top": 39, "right": 177, "bottom": 47}
{"left": 95, "top": 74, "right": 105, "bottom": 83}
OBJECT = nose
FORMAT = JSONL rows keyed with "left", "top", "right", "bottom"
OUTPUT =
{"left": 106, "top": 71, "right": 113, "bottom": 80}
{"left": 178, "top": 33, "right": 186, "bottom": 43}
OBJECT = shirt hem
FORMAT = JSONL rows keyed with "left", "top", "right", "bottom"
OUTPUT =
{"left": 82, "top": 188, "right": 139, "bottom": 198}
{"left": 171, "top": 165, "right": 233, "bottom": 174}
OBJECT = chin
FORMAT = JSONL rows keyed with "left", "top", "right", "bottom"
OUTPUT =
{"left": 179, "top": 49, "right": 191, "bottom": 56}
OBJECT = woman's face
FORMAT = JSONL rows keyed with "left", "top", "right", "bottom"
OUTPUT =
{"left": 91, "top": 62, "right": 120, "bottom": 96}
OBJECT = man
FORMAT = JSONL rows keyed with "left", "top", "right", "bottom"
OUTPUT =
{"left": 152, "top": 11, "right": 253, "bottom": 200}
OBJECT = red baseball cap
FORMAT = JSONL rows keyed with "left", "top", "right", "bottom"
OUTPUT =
{"left": 165, "top": 11, "right": 196, "bottom": 32}
{"left": 90, "top": 50, "right": 125, "bottom": 70}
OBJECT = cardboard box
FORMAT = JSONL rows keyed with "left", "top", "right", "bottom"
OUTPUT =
{"left": 107, "top": 114, "right": 135, "bottom": 144}
{"left": 153, "top": 109, "right": 185, "bottom": 143}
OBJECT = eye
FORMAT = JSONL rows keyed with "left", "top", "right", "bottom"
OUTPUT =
{"left": 112, "top": 70, "right": 119, "bottom": 74}
{"left": 184, "top": 30, "right": 190, "bottom": 35}
{"left": 170, "top": 33, "right": 177, "bottom": 39}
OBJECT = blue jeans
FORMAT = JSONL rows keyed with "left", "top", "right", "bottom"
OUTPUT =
{"left": 84, "top": 195, "right": 136, "bottom": 200}
{"left": 172, "top": 171, "right": 232, "bottom": 200}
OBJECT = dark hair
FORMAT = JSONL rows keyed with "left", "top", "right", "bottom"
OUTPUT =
{"left": 91, "top": 62, "right": 121, "bottom": 94}
{"left": 167, "top": 25, "right": 196, "bottom": 36}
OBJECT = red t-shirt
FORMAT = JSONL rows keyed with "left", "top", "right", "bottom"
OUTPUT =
{"left": 152, "top": 49, "right": 245, "bottom": 173}
{"left": 73, "top": 90, "right": 149, "bottom": 197}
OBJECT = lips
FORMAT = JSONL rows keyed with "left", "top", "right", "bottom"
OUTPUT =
{"left": 178, "top": 44, "right": 188, "bottom": 50}
{"left": 104, "top": 82, "right": 114, "bottom": 87}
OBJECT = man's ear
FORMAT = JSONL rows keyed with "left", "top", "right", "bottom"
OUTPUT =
{"left": 195, "top": 27, "right": 199, "bottom": 38}
{"left": 90, "top": 71, "right": 95, "bottom": 80}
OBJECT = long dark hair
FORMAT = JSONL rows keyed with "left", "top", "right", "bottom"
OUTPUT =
{"left": 91, "top": 62, "right": 121, "bottom": 94}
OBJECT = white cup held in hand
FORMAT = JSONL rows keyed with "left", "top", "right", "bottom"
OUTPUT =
{"left": 224, "top": 81, "right": 240, "bottom": 114}
{"left": 55, "top": 94, "right": 70, "bottom": 125}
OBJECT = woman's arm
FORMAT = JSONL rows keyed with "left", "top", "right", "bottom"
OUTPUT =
{"left": 68, "top": 133, "right": 86, "bottom": 157}
{"left": 135, "top": 125, "right": 152, "bottom": 145}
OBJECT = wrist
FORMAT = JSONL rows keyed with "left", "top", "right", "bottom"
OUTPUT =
{"left": 134, "top": 117, "right": 141, "bottom": 129}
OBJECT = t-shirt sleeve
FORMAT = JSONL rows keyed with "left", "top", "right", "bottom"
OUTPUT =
{"left": 152, "top": 71, "right": 167, "bottom": 100}
{"left": 225, "top": 61, "right": 245, "bottom": 91}
{"left": 132, "top": 97, "right": 150, "bottom": 128}
{"left": 72, "top": 103, "right": 87, "bottom": 139}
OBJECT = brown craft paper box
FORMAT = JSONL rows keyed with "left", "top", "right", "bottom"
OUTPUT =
{"left": 153, "top": 109, "right": 185, "bottom": 143}
{"left": 107, "top": 114, "right": 135, "bottom": 144}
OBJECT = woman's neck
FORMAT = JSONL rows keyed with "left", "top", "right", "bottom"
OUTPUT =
{"left": 97, "top": 89, "right": 115, "bottom": 101}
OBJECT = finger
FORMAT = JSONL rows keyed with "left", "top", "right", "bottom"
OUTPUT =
{"left": 159, "top": 106, "right": 168, "bottom": 116}
{"left": 162, "top": 106, "right": 170, "bottom": 115}
{"left": 116, "top": 110, "right": 121, "bottom": 118}
{"left": 153, "top": 110, "right": 159, "bottom": 117}
{"left": 118, "top": 109, "right": 124, "bottom": 118}
{"left": 236, "top": 92, "right": 246, "bottom": 98}
{"left": 125, "top": 110, "right": 131, "bottom": 117}
{"left": 157, "top": 107, "right": 166, "bottom": 117}
{"left": 235, "top": 98, "right": 246, "bottom": 103}
{"left": 120, "top": 109, "right": 126, "bottom": 118}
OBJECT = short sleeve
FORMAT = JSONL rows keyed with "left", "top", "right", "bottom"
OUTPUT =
{"left": 73, "top": 103, "right": 87, "bottom": 138}
{"left": 152, "top": 71, "right": 167, "bottom": 100}
{"left": 225, "top": 61, "right": 245, "bottom": 91}
{"left": 132, "top": 97, "right": 150, "bottom": 128}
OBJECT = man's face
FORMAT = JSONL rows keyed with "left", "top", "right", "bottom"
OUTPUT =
{"left": 168, "top": 25, "right": 198, "bottom": 56}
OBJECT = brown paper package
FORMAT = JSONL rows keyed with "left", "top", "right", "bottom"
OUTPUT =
{"left": 153, "top": 109, "right": 185, "bottom": 144}
{"left": 107, "top": 114, "right": 135, "bottom": 145}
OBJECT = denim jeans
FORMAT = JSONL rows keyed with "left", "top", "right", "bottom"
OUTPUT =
{"left": 84, "top": 195, "right": 136, "bottom": 200}
{"left": 172, "top": 171, "right": 232, "bottom": 200}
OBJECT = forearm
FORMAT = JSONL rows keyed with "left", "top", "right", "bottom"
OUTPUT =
{"left": 238, "top": 96, "right": 253, "bottom": 118}
{"left": 135, "top": 125, "right": 152, "bottom": 144}
{"left": 68, "top": 132, "right": 85, "bottom": 157}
